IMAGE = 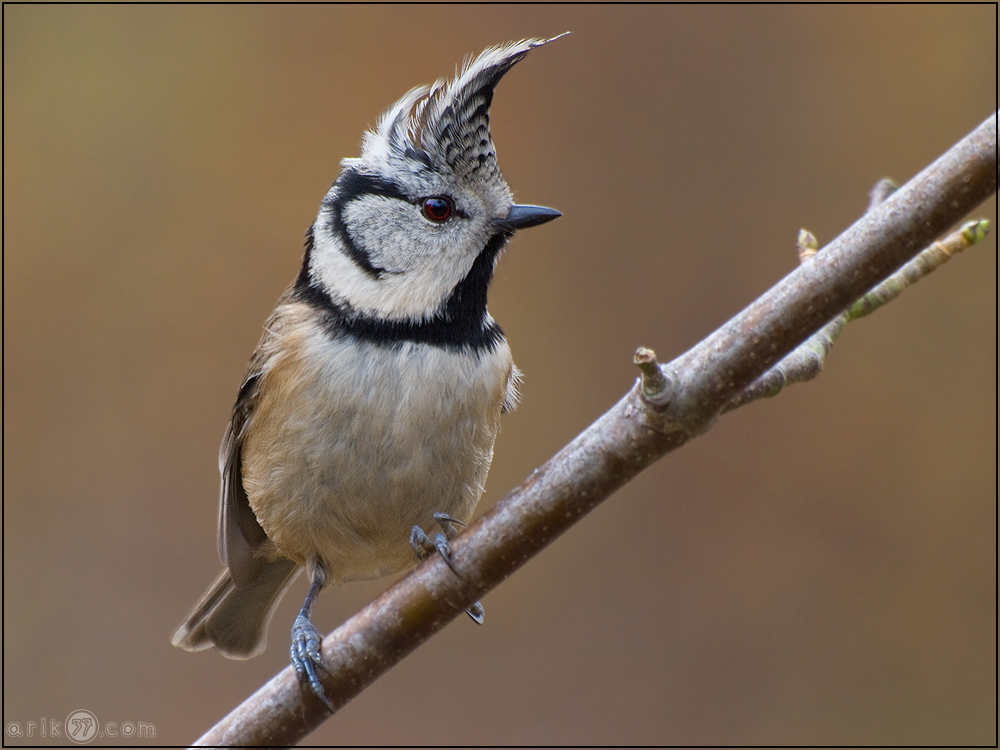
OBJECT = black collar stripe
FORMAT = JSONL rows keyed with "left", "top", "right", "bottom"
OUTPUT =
{"left": 293, "top": 233, "right": 507, "bottom": 353}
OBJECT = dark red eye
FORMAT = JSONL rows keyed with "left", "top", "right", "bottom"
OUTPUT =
{"left": 422, "top": 196, "right": 453, "bottom": 223}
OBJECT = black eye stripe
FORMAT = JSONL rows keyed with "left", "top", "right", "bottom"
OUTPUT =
{"left": 332, "top": 170, "right": 410, "bottom": 205}
{"left": 328, "top": 170, "right": 467, "bottom": 218}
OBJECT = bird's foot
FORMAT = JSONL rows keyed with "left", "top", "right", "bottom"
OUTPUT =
{"left": 291, "top": 614, "right": 334, "bottom": 712}
{"left": 410, "top": 513, "right": 484, "bottom": 624}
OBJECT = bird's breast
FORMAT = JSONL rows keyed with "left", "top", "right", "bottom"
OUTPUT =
{"left": 241, "top": 312, "right": 514, "bottom": 583}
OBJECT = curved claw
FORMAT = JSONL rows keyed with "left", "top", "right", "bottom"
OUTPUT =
{"left": 413, "top": 516, "right": 484, "bottom": 625}
{"left": 433, "top": 532, "right": 459, "bottom": 575}
{"left": 291, "top": 614, "right": 334, "bottom": 713}
{"left": 465, "top": 601, "right": 485, "bottom": 624}
{"left": 432, "top": 513, "right": 466, "bottom": 540}
{"left": 412, "top": 526, "right": 458, "bottom": 574}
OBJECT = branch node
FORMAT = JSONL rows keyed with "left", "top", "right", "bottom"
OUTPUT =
{"left": 868, "top": 177, "right": 898, "bottom": 211}
{"left": 633, "top": 347, "right": 674, "bottom": 407}
{"left": 797, "top": 228, "right": 819, "bottom": 262}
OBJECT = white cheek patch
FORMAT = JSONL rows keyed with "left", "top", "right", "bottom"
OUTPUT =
{"left": 342, "top": 196, "right": 434, "bottom": 273}
{"left": 310, "top": 198, "right": 487, "bottom": 322}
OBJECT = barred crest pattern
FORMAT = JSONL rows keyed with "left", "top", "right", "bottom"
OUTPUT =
{"left": 355, "top": 36, "right": 563, "bottom": 184}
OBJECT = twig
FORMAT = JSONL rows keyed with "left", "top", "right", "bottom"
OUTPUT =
{"left": 193, "top": 111, "right": 997, "bottom": 748}
{"left": 726, "top": 209, "right": 991, "bottom": 410}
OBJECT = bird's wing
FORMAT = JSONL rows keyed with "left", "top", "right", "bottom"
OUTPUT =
{"left": 218, "top": 363, "right": 270, "bottom": 589}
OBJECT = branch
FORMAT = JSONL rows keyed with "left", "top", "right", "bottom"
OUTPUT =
{"left": 193, "top": 111, "right": 997, "bottom": 747}
{"left": 725, "top": 192, "right": 992, "bottom": 411}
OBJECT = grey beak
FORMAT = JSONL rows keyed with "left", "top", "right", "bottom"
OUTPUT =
{"left": 504, "top": 204, "right": 562, "bottom": 231}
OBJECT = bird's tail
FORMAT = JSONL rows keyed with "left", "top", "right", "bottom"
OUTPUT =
{"left": 171, "top": 558, "right": 300, "bottom": 659}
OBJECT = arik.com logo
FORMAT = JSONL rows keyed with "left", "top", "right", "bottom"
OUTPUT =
{"left": 5, "top": 709, "right": 155, "bottom": 743}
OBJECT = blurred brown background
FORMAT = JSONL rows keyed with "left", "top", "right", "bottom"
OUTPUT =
{"left": 3, "top": 5, "right": 996, "bottom": 746}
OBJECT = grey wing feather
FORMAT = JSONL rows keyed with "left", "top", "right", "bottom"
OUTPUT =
{"left": 218, "top": 370, "right": 269, "bottom": 588}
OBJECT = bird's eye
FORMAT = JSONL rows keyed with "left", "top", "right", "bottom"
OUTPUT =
{"left": 421, "top": 196, "right": 454, "bottom": 223}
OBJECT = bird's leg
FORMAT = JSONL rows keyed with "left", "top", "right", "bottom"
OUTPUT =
{"left": 291, "top": 563, "right": 335, "bottom": 712}
{"left": 409, "top": 513, "right": 484, "bottom": 624}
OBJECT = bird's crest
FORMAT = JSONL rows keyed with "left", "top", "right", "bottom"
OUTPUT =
{"left": 353, "top": 35, "right": 566, "bottom": 183}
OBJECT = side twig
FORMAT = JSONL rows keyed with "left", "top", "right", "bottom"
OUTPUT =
{"left": 193, "top": 111, "right": 996, "bottom": 748}
{"left": 726, "top": 206, "right": 992, "bottom": 411}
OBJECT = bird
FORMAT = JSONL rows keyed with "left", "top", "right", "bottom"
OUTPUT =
{"left": 171, "top": 36, "right": 563, "bottom": 712}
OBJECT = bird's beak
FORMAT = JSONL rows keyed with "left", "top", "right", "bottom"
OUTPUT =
{"left": 503, "top": 204, "right": 562, "bottom": 231}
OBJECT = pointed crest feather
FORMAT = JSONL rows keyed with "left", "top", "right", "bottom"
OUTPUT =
{"left": 355, "top": 34, "right": 566, "bottom": 182}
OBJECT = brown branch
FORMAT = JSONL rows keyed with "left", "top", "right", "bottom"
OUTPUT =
{"left": 725, "top": 198, "right": 991, "bottom": 411}
{"left": 193, "top": 111, "right": 997, "bottom": 748}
